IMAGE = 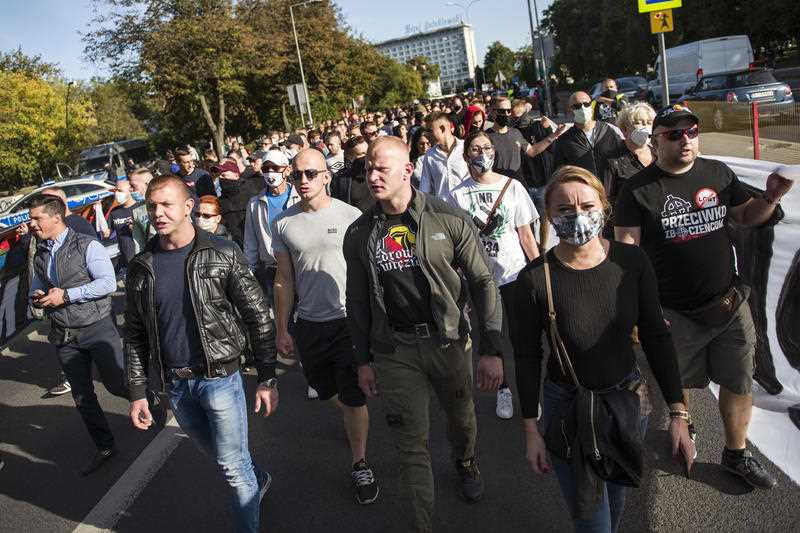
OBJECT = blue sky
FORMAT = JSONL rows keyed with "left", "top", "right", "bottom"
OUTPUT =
{"left": 0, "top": 0, "right": 550, "bottom": 80}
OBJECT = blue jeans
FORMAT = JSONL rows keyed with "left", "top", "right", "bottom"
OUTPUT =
{"left": 527, "top": 185, "right": 546, "bottom": 220}
{"left": 540, "top": 379, "right": 648, "bottom": 533}
{"left": 167, "top": 371, "right": 265, "bottom": 533}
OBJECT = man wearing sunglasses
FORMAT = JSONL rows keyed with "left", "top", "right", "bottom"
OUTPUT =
{"left": 271, "top": 149, "right": 380, "bottom": 505}
{"left": 615, "top": 105, "right": 793, "bottom": 490}
{"left": 552, "top": 91, "right": 625, "bottom": 181}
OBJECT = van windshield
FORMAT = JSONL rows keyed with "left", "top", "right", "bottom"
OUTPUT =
{"left": 733, "top": 70, "right": 777, "bottom": 87}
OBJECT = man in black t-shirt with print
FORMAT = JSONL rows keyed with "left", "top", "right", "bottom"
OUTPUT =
{"left": 615, "top": 105, "right": 793, "bottom": 490}
{"left": 344, "top": 137, "right": 504, "bottom": 533}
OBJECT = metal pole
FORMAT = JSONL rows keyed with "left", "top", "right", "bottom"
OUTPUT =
{"left": 294, "top": 85, "right": 306, "bottom": 126}
{"left": 290, "top": 3, "right": 314, "bottom": 126}
{"left": 65, "top": 81, "right": 73, "bottom": 132}
{"left": 528, "top": 0, "right": 552, "bottom": 116}
{"left": 659, "top": 32, "right": 670, "bottom": 107}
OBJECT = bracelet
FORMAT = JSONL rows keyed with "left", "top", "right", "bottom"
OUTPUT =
{"left": 669, "top": 410, "right": 691, "bottom": 422}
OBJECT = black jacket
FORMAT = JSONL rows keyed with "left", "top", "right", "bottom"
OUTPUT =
{"left": 552, "top": 121, "right": 625, "bottom": 180}
{"left": 219, "top": 175, "right": 264, "bottom": 247}
{"left": 124, "top": 227, "right": 276, "bottom": 401}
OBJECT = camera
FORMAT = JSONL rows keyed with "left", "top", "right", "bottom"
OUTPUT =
{"left": 472, "top": 213, "right": 504, "bottom": 237}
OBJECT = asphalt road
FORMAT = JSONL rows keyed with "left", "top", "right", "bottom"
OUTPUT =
{"left": 2, "top": 294, "right": 799, "bottom": 532}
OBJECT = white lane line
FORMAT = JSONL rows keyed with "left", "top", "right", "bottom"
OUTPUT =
{"left": 72, "top": 416, "right": 184, "bottom": 533}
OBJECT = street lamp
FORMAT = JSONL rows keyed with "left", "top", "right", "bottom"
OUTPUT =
{"left": 65, "top": 80, "right": 75, "bottom": 132}
{"left": 445, "top": 0, "right": 482, "bottom": 91}
{"left": 290, "top": 0, "right": 319, "bottom": 127}
{"left": 526, "top": 0, "right": 553, "bottom": 116}
{"left": 444, "top": 0, "right": 482, "bottom": 22}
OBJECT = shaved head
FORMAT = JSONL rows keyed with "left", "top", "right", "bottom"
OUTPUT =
{"left": 292, "top": 148, "right": 327, "bottom": 170}
{"left": 368, "top": 136, "right": 410, "bottom": 164}
{"left": 569, "top": 91, "right": 591, "bottom": 106}
{"left": 146, "top": 175, "right": 191, "bottom": 201}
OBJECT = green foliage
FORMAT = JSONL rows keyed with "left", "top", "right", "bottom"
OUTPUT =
{"left": 89, "top": 79, "right": 149, "bottom": 143}
{"left": 406, "top": 56, "right": 441, "bottom": 84}
{"left": 0, "top": 47, "right": 62, "bottom": 80}
{"left": 483, "top": 41, "right": 516, "bottom": 86}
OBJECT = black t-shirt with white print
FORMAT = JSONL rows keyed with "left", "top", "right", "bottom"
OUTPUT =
{"left": 375, "top": 212, "right": 435, "bottom": 328}
{"left": 614, "top": 157, "right": 751, "bottom": 310}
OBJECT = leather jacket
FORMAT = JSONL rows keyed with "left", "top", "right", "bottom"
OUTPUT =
{"left": 124, "top": 227, "right": 276, "bottom": 401}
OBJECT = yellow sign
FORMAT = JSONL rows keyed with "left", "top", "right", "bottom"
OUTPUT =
{"left": 650, "top": 9, "right": 674, "bottom": 33}
{"left": 638, "top": 0, "right": 681, "bottom": 14}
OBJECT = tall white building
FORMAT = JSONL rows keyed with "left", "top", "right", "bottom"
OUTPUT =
{"left": 375, "top": 22, "right": 478, "bottom": 94}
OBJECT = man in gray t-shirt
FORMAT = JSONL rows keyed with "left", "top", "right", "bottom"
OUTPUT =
{"left": 272, "top": 148, "right": 380, "bottom": 506}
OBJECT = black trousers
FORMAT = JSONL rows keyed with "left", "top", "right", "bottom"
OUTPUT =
{"left": 55, "top": 315, "right": 128, "bottom": 450}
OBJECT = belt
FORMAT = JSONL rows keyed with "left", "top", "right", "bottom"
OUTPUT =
{"left": 166, "top": 365, "right": 206, "bottom": 380}
{"left": 392, "top": 322, "right": 437, "bottom": 339}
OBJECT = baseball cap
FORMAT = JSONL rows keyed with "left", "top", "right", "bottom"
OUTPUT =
{"left": 653, "top": 104, "right": 700, "bottom": 130}
{"left": 210, "top": 160, "right": 240, "bottom": 175}
{"left": 286, "top": 134, "right": 304, "bottom": 147}
{"left": 262, "top": 149, "right": 290, "bottom": 168}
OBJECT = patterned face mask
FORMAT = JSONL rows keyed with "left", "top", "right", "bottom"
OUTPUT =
{"left": 469, "top": 153, "right": 494, "bottom": 175}
{"left": 550, "top": 209, "right": 605, "bottom": 246}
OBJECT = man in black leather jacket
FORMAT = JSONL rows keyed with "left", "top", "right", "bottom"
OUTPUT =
{"left": 124, "top": 175, "right": 277, "bottom": 533}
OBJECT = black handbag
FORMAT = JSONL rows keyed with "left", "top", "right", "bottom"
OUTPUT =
{"left": 541, "top": 252, "right": 644, "bottom": 486}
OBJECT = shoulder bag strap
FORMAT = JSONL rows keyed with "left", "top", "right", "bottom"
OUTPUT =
{"left": 485, "top": 178, "right": 514, "bottom": 225}
{"left": 543, "top": 252, "right": 582, "bottom": 388}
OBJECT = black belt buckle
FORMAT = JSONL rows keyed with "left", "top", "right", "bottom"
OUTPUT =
{"left": 413, "top": 323, "right": 431, "bottom": 339}
{"left": 172, "top": 367, "right": 196, "bottom": 379}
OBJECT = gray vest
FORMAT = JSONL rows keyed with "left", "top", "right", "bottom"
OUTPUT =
{"left": 33, "top": 228, "right": 112, "bottom": 329}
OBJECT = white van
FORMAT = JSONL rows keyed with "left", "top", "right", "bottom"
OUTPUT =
{"left": 648, "top": 35, "right": 754, "bottom": 106}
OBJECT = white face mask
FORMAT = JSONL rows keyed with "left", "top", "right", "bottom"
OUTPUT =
{"left": 266, "top": 172, "right": 284, "bottom": 188}
{"left": 115, "top": 192, "right": 129, "bottom": 204}
{"left": 196, "top": 216, "right": 217, "bottom": 232}
{"left": 629, "top": 126, "right": 652, "bottom": 147}
{"left": 573, "top": 105, "right": 593, "bottom": 124}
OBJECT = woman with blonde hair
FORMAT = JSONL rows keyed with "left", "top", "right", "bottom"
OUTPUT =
{"left": 510, "top": 165, "right": 694, "bottom": 532}
{"left": 604, "top": 102, "right": 658, "bottom": 205}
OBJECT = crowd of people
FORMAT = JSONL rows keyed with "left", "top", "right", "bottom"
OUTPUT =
{"left": 15, "top": 81, "right": 797, "bottom": 533}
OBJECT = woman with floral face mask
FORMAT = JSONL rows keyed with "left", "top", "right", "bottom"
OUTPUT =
{"left": 448, "top": 130, "right": 540, "bottom": 420}
{"left": 509, "top": 165, "right": 694, "bottom": 533}
{"left": 603, "top": 103, "right": 657, "bottom": 209}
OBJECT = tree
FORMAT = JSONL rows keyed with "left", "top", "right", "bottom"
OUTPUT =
{"left": 0, "top": 47, "right": 62, "bottom": 80}
{"left": 406, "top": 56, "right": 441, "bottom": 85}
{"left": 89, "top": 79, "right": 148, "bottom": 143}
{"left": 0, "top": 72, "right": 94, "bottom": 191}
{"left": 483, "top": 41, "right": 516, "bottom": 87}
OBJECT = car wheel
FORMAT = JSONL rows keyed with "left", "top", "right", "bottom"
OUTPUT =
{"left": 712, "top": 108, "right": 725, "bottom": 131}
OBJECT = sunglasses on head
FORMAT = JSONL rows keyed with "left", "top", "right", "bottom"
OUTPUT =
{"left": 290, "top": 168, "right": 328, "bottom": 181}
{"left": 653, "top": 125, "right": 699, "bottom": 141}
{"left": 570, "top": 101, "right": 593, "bottom": 110}
{"left": 197, "top": 212, "right": 219, "bottom": 219}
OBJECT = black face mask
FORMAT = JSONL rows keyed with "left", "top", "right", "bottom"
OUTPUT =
{"left": 351, "top": 156, "right": 367, "bottom": 180}
{"left": 494, "top": 114, "right": 509, "bottom": 127}
{"left": 603, "top": 89, "right": 618, "bottom": 98}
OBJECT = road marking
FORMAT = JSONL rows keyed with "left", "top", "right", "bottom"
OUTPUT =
{"left": 72, "top": 416, "right": 184, "bottom": 533}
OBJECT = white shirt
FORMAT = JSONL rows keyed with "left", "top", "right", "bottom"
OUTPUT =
{"left": 418, "top": 138, "right": 470, "bottom": 198}
{"left": 447, "top": 176, "right": 538, "bottom": 286}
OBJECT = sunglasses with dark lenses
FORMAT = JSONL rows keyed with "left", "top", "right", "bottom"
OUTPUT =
{"left": 197, "top": 212, "right": 219, "bottom": 219}
{"left": 654, "top": 126, "right": 700, "bottom": 141}
{"left": 495, "top": 109, "right": 512, "bottom": 115}
{"left": 364, "top": 131, "right": 378, "bottom": 138}
{"left": 290, "top": 168, "right": 328, "bottom": 181}
{"left": 570, "top": 101, "right": 593, "bottom": 110}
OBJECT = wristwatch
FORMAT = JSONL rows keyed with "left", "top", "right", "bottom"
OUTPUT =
{"left": 62, "top": 289, "right": 71, "bottom": 305}
{"left": 260, "top": 378, "right": 278, "bottom": 389}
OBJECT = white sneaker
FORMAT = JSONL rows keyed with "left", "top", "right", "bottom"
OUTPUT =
{"left": 496, "top": 387, "right": 513, "bottom": 420}
{"left": 307, "top": 386, "right": 319, "bottom": 399}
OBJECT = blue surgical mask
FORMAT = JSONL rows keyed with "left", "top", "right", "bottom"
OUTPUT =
{"left": 551, "top": 210, "right": 605, "bottom": 246}
{"left": 131, "top": 191, "right": 145, "bottom": 202}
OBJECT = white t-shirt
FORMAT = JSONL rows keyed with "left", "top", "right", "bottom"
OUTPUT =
{"left": 448, "top": 177, "right": 538, "bottom": 286}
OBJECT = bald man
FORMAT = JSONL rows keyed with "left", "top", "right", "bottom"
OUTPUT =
{"left": 343, "top": 137, "right": 504, "bottom": 532}
{"left": 271, "top": 149, "right": 380, "bottom": 505}
{"left": 124, "top": 175, "right": 277, "bottom": 531}
{"left": 551, "top": 90, "right": 625, "bottom": 181}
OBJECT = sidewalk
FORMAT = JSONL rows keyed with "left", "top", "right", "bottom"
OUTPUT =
{"left": 700, "top": 132, "right": 800, "bottom": 165}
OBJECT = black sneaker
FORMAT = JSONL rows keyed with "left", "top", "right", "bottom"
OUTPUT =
{"left": 351, "top": 460, "right": 380, "bottom": 505}
{"left": 722, "top": 448, "right": 778, "bottom": 489}
{"left": 455, "top": 458, "right": 484, "bottom": 503}
{"left": 49, "top": 380, "right": 72, "bottom": 396}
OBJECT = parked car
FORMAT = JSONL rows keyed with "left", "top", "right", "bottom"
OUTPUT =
{"left": 649, "top": 35, "right": 754, "bottom": 107}
{"left": 679, "top": 68, "right": 794, "bottom": 131}
{"left": 590, "top": 76, "right": 649, "bottom": 103}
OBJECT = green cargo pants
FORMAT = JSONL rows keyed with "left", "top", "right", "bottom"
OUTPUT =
{"left": 373, "top": 333, "right": 477, "bottom": 533}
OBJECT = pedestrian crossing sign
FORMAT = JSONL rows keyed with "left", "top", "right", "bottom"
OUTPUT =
{"left": 638, "top": 0, "right": 681, "bottom": 14}
{"left": 650, "top": 9, "right": 674, "bottom": 33}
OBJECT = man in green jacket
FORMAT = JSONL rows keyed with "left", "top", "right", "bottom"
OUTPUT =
{"left": 343, "top": 136, "right": 504, "bottom": 533}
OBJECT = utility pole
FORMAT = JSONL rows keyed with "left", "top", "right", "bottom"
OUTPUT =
{"left": 290, "top": 0, "right": 319, "bottom": 126}
{"left": 526, "top": 0, "right": 552, "bottom": 116}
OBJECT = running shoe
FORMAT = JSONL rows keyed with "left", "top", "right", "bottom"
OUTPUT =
{"left": 495, "top": 387, "right": 513, "bottom": 420}
{"left": 352, "top": 460, "right": 380, "bottom": 504}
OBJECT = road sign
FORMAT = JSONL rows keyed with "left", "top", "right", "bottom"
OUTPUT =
{"left": 650, "top": 9, "right": 674, "bottom": 33}
{"left": 286, "top": 83, "right": 308, "bottom": 107}
{"left": 638, "top": 0, "right": 681, "bottom": 14}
